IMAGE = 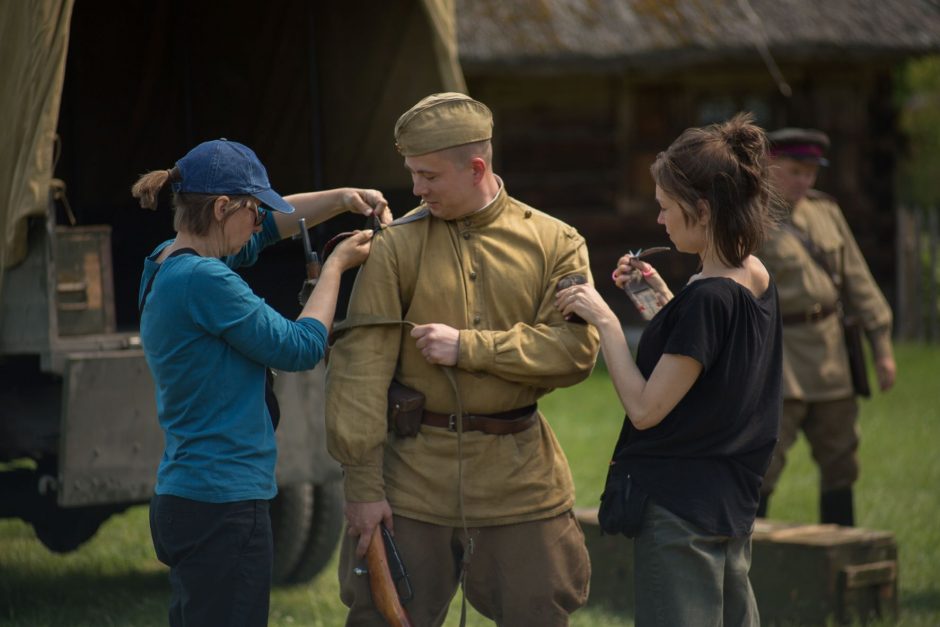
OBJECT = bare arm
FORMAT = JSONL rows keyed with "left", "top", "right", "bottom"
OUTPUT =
{"left": 276, "top": 188, "right": 392, "bottom": 239}
{"left": 298, "top": 230, "right": 373, "bottom": 329}
{"left": 868, "top": 327, "right": 896, "bottom": 391}
{"left": 556, "top": 283, "right": 702, "bottom": 429}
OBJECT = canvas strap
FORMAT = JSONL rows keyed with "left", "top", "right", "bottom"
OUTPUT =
{"left": 138, "top": 247, "right": 198, "bottom": 313}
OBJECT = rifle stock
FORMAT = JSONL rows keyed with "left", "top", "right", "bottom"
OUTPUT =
{"left": 297, "top": 217, "right": 321, "bottom": 282}
{"left": 295, "top": 218, "right": 320, "bottom": 306}
{"left": 365, "top": 525, "right": 413, "bottom": 627}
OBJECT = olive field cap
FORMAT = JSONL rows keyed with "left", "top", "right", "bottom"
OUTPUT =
{"left": 173, "top": 139, "right": 295, "bottom": 213}
{"left": 767, "top": 127, "right": 831, "bottom": 166}
{"left": 394, "top": 92, "right": 493, "bottom": 156}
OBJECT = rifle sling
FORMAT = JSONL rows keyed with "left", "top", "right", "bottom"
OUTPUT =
{"left": 780, "top": 221, "right": 841, "bottom": 290}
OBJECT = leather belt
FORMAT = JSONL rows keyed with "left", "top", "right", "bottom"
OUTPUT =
{"left": 422, "top": 405, "right": 538, "bottom": 435}
{"left": 780, "top": 304, "right": 837, "bottom": 325}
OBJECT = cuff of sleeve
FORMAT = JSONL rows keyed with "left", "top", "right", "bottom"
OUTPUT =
{"left": 299, "top": 315, "right": 328, "bottom": 338}
{"left": 342, "top": 465, "right": 386, "bottom": 502}
{"left": 457, "top": 329, "right": 493, "bottom": 371}
{"left": 866, "top": 327, "right": 894, "bottom": 361}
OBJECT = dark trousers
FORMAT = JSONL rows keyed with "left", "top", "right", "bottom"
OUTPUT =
{"left": 762, "top": 397, "right": 860, "bottom": 494}
{"left": 150, "top": 494, "right": 273, "bottom": 627}
{"left": 634, "top": 503, "right": 759, "bottom": 627}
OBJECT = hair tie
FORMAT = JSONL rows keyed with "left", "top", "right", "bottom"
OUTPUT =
{"left": 166, "top": 167, "right": 182, "bottom": 192}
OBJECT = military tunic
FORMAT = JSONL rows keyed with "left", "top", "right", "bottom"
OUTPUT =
{"left": 325, "top": 185, "right": 600, "bottom": 527}
{"left": 759, "top": 191, "right": 893, "bottom": 402}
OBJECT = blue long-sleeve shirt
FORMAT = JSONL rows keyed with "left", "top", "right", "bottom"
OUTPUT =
{"left": 139, "top": 215, "right": 327, "bottom": 502}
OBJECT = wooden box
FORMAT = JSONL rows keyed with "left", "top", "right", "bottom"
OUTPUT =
{"left": 54, "top": 225, "right": 116, "bottom": 336}
{"left": 576, "top": 509, "right": 898, "bottom": 626}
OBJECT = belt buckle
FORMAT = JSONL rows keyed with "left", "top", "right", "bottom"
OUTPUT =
{"left": 448, "top": 414, "right": 457, "bottom": 432}
{"left": 808, "top": 303, "right": 823, "bottom": 322}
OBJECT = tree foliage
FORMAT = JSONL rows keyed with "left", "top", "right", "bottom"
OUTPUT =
{"left": 898, "top": 55, "right": 940, "bottom": 205}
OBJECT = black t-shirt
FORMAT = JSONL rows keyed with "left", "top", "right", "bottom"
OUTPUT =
{"left": 617, "top": 276, "right": 783, "bottom": 537}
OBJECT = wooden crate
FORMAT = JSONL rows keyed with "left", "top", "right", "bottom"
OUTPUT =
{"left": 54, "top": 225, "right": 116, "bottom": 336}
{"left": 576, "top": 509, "right": 898, "bottom": 625}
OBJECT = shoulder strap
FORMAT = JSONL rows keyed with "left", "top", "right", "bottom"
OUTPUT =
{"left": 322, "top": 207, "right": 431, "bottom": 260}
{"left": 139, "top": 247, "right": 199, "bottom": 313}
{"left": 386, "top": 206, "right": 430, "bottom": 227}
{"left": 780, "top": 222, "right": 840, "bottom": 289}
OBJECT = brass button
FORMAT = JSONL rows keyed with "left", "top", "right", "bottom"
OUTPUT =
{"left": 469, "top": 271, "right": 477, "bottom": 280}
{"left": 524, "top": 209, "right": 532, "bottom": 218}
{"left": 473, "top": 314, "right": 481, "bottom": 324}
{"left": 463, "top": 219, "right": 472, "bottom": 226}
{"left": 462, "top": 232, "right": 471, "bottom": 240}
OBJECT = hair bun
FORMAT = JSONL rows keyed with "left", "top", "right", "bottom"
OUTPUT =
{"left": 720, "top": 112, "right": 768, "bottom": 168}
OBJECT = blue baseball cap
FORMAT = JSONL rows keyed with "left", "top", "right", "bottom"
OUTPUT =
{"left": 173, "top": 139, "right": 295, "bottom": 213}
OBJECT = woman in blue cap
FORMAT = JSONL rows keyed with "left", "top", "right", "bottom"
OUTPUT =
{"left": 131, "top": 139, "right": 388, "bottom": 627}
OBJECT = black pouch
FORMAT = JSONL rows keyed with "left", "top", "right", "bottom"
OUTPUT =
{"left": 598, "top": 461, "right": 648, "bottom": 538}
{"left": 265, "top": 368, "right": 280, "bottom": 431}
{"left": 387, "top": 381, "right": 425, "bottom": 437}
{"left": 842, "top": 316, "right": 871, "bottom": 398}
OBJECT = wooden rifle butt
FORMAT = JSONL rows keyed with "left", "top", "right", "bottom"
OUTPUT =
{"left": 365, "top": 525, "right": 413, "bottom": 627}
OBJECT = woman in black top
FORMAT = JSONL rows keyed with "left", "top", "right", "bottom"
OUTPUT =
{"left": 556, "top": 113, "right": 783, "bottom": 627}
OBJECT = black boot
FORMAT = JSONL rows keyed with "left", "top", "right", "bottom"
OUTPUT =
{"left": 820, "top": 488, "right": 854, "bottom": 526}
{"left": 756, "top": 493, "right": 770, "bottom": 519}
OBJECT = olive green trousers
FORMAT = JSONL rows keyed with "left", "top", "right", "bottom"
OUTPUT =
{"left": 339, "top": 510, "right": 590, "bottom": 627}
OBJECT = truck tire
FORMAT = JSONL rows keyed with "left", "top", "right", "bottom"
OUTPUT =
{"left": 270, "top": 483, "right": 314, "bottom": 584}
{"left": 31, "top": 506, "right": 115, "bottom": 553}
{"left": 284, "top": 479, "right": 345, "bottom": 585}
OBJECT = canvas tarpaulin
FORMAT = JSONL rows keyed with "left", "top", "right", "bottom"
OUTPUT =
{"left": 311, "top": 0, "right": 466, "bottom": 191}
{"left": 422, "top": 0, "right": 466, "bottom": 95}
{"left": 2, "top": 0, "right": 464, "bottom": 324}
{"left": 0, "top": 0, "right": 74, "bottom": 270}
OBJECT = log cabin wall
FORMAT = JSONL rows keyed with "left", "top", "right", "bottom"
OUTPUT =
{"left": 467, "top": 61, "right": 900, "bottom": 323}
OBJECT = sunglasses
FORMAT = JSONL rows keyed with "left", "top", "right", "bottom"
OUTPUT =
{"left": 246, "top": 201, "right": 267, "bottom": 226}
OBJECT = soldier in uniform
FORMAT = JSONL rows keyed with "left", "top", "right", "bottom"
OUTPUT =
{"left": 757, "top": 128, "right": 896, "bottom": 526}
{"left": 325, "top": 93, "right": 600, "bottom": 626}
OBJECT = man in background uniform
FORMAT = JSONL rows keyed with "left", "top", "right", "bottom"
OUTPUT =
{"left": 757, "top": 128, "right": 896, "bottom": 526}
{"left": 325, "top": 93, "right": 599, "bottom": 626}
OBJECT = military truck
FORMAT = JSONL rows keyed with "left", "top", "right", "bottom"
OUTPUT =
{"left": 0, "top": 0, "right": 463, "bottom": 584}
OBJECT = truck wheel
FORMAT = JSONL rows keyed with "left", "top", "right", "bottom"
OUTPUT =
{"left": 284, "top": 479, "right": 345, "bottom": 584}
{"left": 32, "top": 507, "right": 113, "bottom": 553}
{"left": 270, "top": 483, "right": 314, "bottom": 584}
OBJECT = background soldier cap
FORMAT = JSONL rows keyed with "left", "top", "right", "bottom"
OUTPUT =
{"left": 394, "top": 92, "right": 493, "bottom": 156}
{"left": 767, "top": 127, "right": 831, "bottom": 166}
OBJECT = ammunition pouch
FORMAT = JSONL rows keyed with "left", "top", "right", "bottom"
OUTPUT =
{"left": 387, "top": 381, "right": 426, "bottom": 437}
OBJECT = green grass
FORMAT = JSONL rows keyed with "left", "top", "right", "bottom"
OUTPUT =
{"left": 1, "top": 344, "right": 938, "bottom": 626}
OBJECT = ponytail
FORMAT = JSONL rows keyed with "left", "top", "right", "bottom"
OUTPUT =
{"left": 131, "top": 167, "right": 180, "bottom": 210}
{"left": 130, "top": 166, "right": 252, "bottom": 236}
